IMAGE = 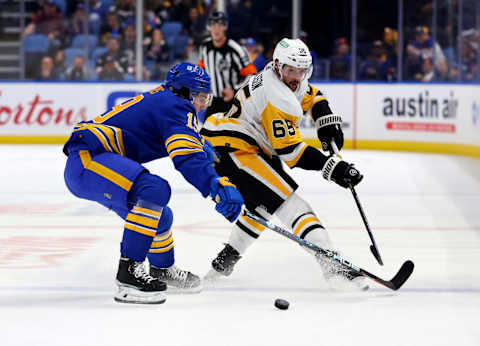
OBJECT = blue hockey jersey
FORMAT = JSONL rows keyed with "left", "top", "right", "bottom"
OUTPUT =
{"left": 63, "top": 85, "right": 218, "bottom": 197}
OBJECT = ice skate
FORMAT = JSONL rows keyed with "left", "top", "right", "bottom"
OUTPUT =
{"left": 315, "top": 252, "right": 369, "bottom": 291}
{"left": 210, "top": 243, "right": 242, "bottom": 276}
{"left": 114, "top": 256, "right": 167, "bottom": 304}
{"left": 150, "top": 264, "right": 202, "bottom": 293}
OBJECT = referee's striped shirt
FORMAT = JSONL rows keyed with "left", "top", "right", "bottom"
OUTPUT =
{"left": 198, "top": 38, "right": 257, "bottom": 97}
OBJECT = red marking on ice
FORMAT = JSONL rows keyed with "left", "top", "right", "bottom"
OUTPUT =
{"left": 0, "top": 236, "right": 99, "bottom": 269}
{"left": 0, "top": 204, "right": 65, "bottom": 215}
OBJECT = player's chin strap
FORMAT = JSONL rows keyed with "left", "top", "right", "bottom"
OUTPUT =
{"left": 330, "top": 141, "right": 384, "bottom": 266}
{"left": 242, "top": 208, "right": 414, "bottom": 291}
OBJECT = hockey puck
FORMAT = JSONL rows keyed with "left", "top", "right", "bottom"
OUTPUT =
{"left": 274, "top": 298, "right": 289, "bottom": 310}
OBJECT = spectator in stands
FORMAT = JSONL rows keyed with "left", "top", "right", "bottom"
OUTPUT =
{"left": 383, "top": 27, "right": 398, "bottom": 67}
{"left": 98, "top": 55, "right": 124, "bottom": 81}
{"left": 406, "top": 26, "right": 448, "bottom": 80}
{"left": 184, "top": 7, "right": 207, "bottom": 45}
{"left": 36, "top": 55, "right": 60, "bottom": 80}
{"left": 145, "top": 28, "right": 170, "bottom": 63}
{"left": 359, "top": 40, "right": 392, "bottom": 80}
{"left": 96, "top": 37, "right": 128, "bottom": 75}
{"left": 66, "top": 55, "right": 93, "bottom": 80}
{"left": 299, "top": 31, "right": 318, "bottom": 64}
{"left": 448, "top": 36, "right": 479, "bottom": 81}
{"left": 23, "top": 0, "right": 65, "bottom": 47}
{"left": 243, "top": 38, "right": 267, "bottom": 71}
{"left": 70, "top": 3, "right": 89, "bottom": 37}
{"left": 115, "top": 0, "right": 135, "bottom": 23}
{"left": 329, "top": 37, "right": 351, "bottom": 80}
{"left": 52, "top": 49, "right": 67, "bottom": 79}
{"left": 100, "top": 10, "right": 123, "bottom": 45}
{"left": 89, "top": 0, "right": 109, "bottom": 24}
{"left": 121, "top": 23, "right": 136, "bottom": 65}
{"left": 185, "top": 38, "right": 200, "bottom": 64}
{"left": 414, "top": 56, "right": 435, "bottom": 82}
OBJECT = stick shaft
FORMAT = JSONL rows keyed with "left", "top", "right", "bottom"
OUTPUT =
{"left": 330, "top": 141, "right": 384, "bottom": 265}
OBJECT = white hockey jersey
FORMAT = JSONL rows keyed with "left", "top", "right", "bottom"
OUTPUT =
{"left": 201, "top": 64, "right": 328, "bottom": 168}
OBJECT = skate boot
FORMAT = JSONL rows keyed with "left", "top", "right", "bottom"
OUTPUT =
{"left": 315, "top": 252, "right": 369, "bottom": 291}
{"left": 115, "top": 256, "right": 167, "bottom": 304}
{"left": 210, "top": 243, "right": 242, "bottom": 276}
{"left": 150, "top": 264, "right": 202, "bottom": 293}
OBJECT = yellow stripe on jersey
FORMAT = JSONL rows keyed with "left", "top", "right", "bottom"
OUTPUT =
{"left": 124, "top": 222, "right": 157, "bottom": 237}
{"left": 149, "top": 242, "right": 175, "bottom": 253}
{"left": 284, "top": 143, "right": 308, "bottom": 168}
{"left": 168, "top": 148, "right": 204, "bottom": 160}
{"left": 166, "top": 139, "right": 203, "bottom": 154}
{"left": 126, "top": 213, "right": 160, "bottom": 229}
{"left": 301, "top": 84, "right": 325, "bottom": 112}
{"left": 78, "top": 150, "right": 133, "bottom": 191}
{"left": 165, "top": 134, "right": 202, "bottom": 149}
{"left": 233, "top": 151, "right": 291, "bottom": 197}
{"left": 73, "top": 124, "right": 124, "bottom": 155}
{"left": 203, "top": 135, "right": 259, "bottom": 154}
{"left": 94, "top": 125, "right": 122, "bottom": 154}
{"left": 260, "top": 102, "right": 303, "bottom": 151}
{"left": 294, "top": 216, "right": 319, "bottom": 236}
{"left": 205, "top": 116, "right": 241, "bottom": 126}
{"left": 133, "top": 205, "right": 162, "bottom": 218}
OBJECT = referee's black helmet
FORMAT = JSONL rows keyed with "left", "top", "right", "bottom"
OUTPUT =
{"left": 208, "top": 10, "right": 228, "bottom": 26}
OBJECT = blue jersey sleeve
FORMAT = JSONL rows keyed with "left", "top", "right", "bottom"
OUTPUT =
{"left": 161, "top": 102, "right": 218, "bottom": 197}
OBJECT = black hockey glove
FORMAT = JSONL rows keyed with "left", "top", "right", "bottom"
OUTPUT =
{"left": 315, "top": 114, "right": 344, "bottom": 154}
{"left": 321, "top": 156, "right": 363, "bottom": 188}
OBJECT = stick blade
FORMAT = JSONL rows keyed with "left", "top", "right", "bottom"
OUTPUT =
{"left": 370, "top": 244, "right": 384, "bottom": 266}
{"left": 389, "top": 260, "right": 414, "bottom": 290}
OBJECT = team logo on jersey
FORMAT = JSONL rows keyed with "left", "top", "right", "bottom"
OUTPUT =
{"left": 217, "top": 58, "right": 231, "bottom": 72}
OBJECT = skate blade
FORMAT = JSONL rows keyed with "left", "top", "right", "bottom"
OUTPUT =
{"left": 165, "top": 282, "right": 203, "bottom": 294}
{"left": 114, "top": 285, "right": 167, "bottom": 304}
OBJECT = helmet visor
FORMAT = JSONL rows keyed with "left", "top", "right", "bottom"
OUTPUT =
{"left": 282, "top": 64, "right": 310, "bottom": 80}
{"left": 192, "top": 91, "right": 213, "bottom": 108}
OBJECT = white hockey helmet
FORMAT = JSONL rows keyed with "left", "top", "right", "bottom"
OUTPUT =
{"left": 273, "top": 38, "right": 313, "bottom": 80}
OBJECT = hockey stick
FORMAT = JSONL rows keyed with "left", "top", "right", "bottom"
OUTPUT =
{"left": 243, "top": 209, "right": 414, "bottom": 291}
{"left": 330, "top": 141, "right": 384, "bottom": 266}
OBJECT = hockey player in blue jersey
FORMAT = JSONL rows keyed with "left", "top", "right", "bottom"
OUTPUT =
{"left": 63, "top": 62, "right": 244, "bottom": 304}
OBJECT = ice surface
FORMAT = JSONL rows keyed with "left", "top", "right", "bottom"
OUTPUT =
{"left": 0, "top": 145, "right": 479, "bottom": 346}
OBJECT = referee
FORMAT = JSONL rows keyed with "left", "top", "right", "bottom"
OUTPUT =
{"left": 198, "top": 11, "right": 257, "bottom": 120}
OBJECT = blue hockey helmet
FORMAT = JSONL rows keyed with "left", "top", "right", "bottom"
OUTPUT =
{"left": 165, "top": 62, "right": 211, "bottom": 97}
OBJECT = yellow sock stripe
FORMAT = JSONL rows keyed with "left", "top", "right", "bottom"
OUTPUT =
{"left": 133, "top": 206, "right": 162, "bottom": 218}
{"left": 294, "top": 216, "right": 320, "bottom": 236}
{"left": 151, "top": 236, "right": 173, "bottom": 248}
{"left": 169, "top": 148, "right": 204, "bottom": 160}
{"left": 165, "top": 134, "right": 202, "bottom": 148}
{"left": 149, "top": 242, "right": 175, "bottom": 253}
{"left": 154, "top": 230, "right": 172, "bottom": 242}
{"left": 78, "top": 150, "right": 133, "bottom": 191}
{"left": 126, "top": 213, "right": 159, "bottom": 229}
{"left": 241, "top": 215, "right": 265, "bottom": 232}
{"left": 124, "top": 223, "right": 157, "bottom": 237}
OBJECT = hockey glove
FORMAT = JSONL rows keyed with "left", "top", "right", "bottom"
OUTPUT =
{"left": 315, "top": 114, "right": 344, "bottom": 154}
{"left": 203, "top": 139, "right": 220, "bottom": 164}
{"left": 321, "top": 156, "right": 363, "bottom": 188}
{"left": 209, "top": 176, "right": 244, "bottom": 222}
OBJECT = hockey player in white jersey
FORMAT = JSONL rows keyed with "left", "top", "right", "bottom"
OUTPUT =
{"left": 200, "top": 38, "right": 367, "bottom": 290}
